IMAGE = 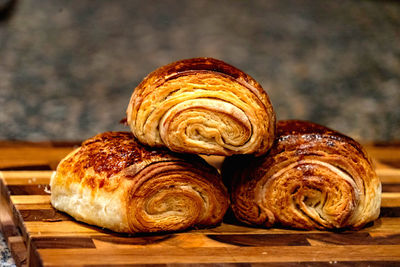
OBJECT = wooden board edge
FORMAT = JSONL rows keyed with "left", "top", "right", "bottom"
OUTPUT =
{"left": 0, "top": 179, "right": 28, "bottom": 267}
{"left": 8, "top": 236, "right": 27, "bottom": 267}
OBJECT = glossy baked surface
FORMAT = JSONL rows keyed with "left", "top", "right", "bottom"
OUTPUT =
{"left": 50, "top": 132, "right": 229, "bottom": 233}
{"left": 223, "top": 120, "right": 381, "bottom": 230}
{"left": 126, "top": 57, "right": 276, "bottom": 156}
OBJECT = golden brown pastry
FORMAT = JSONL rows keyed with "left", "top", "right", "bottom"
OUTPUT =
{"left": 223, "top": 120, "right": 381, "bottom": 230}
{"left": 126, "top": 57, "right": 276, "bottom": 156}
{"left": 50, "top": 132, "right": 229, "bottom": 233}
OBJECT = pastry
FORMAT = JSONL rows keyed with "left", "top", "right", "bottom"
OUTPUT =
{"left": 50, "top": 132, "right": 229, "bottom": 233}
{"left": 126, "top": 57, "right": 276, "bottom": 156}
{"left": 223, "top": 120, "right": 381, "bottom": 230}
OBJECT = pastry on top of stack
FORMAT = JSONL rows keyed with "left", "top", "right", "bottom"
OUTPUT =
{"left": 126, "top": 57, "right": 276, "bottom": 156}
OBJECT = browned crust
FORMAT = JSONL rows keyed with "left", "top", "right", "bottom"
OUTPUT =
{"left": 135, "top": 57, "right": 269, "bottom": 106}
{"left": 58, "top": 132, "right": 215, "bottom": 189}
{"left": 60, "top": 132, "right": 166, "bottom": 180}
{"left": 276, "top": 120, "right": 371, "bottom": 163}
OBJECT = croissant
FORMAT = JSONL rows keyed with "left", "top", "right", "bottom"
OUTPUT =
{"left": 50, "top": 132, "right": 229, "bottom": 233}
{"left": 223, "top": 120, "right": 381, "bottom": 230}
{"left": 126, "top": 57, "right": 276, "bottom": 156}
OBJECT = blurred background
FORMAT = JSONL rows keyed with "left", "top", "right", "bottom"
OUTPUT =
{"left": 0, "top": 0, "right": 399, "bottom": 142}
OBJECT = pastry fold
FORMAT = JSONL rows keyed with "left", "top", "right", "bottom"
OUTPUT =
{"left": 50, "top": 132, "right": 229, "bottom": 233}
{"left": 223, "top": 120, "right": 381, "bottom": 230}
{"left": 126, "top": 57, "right": 276, "bottom": 156}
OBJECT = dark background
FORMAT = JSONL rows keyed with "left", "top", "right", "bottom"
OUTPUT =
{"left": 1, "top": 0, "right": 399, "bottom": 142}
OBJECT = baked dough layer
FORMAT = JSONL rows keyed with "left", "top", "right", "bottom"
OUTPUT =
{"left": 51, "top": 132, "right": 229, "bottom": 233}
{"left": 223, "top": 120, "right": 381, "bottom": 230}
{"left": 126, "top": 57, "right": 276, "bottom": 156}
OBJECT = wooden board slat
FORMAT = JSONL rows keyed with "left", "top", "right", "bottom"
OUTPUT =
{"left": 0, "top": 171, "right": 53, "bottom": 185}
{"left": 36, "top": 245, "right": 400, "bottom": 265}
{"left": 1, "top": 143, "right": 400, "bottom": 266}
{"left": 10, "top": 195, "right": 52, "bottom": 205}
{"left": 381, "top": 193, "right": 400, "bottom": 207}
{"left": 376, "top": 169, "right": 400, "bottom": 183}
{"left": 0, "top": 146, "right": 74, "bottom": 171}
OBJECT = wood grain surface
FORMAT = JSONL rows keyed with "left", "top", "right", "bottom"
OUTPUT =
{"left": 1, "top": 142, "right": 400, "bottom": 266}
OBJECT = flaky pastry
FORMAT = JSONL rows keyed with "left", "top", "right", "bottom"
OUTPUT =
{"left": 223, "top": 120, "right": 381, "bottom": 230}
{"left": 126, "top": 57, "right": 276, "bottom": 156}
{"left": 51, "top": 132, "right": 229, "bottom": 233}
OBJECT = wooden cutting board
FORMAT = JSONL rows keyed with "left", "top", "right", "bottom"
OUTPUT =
{"left": 1, "top": 142, "right": 400, "bottom": 266}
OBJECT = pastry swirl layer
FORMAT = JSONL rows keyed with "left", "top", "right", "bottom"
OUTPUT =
{"left": 223, "top": 120, "right": 381, "bottom": 230}
{"left": 50, "top": 132, "right": 229, "bottom": 233}
{"left": 126, "top": 57, "right": 276, "bottom": 156}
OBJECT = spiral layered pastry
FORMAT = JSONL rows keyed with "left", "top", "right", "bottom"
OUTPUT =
{"left": 50, "top": 132, "right": 229, "bottom": 233}
{"left": 223, "top": 120, "right": 381, "bottom": 230}
{"left": 126, "top": 57, "right": 276, "bottom": 156}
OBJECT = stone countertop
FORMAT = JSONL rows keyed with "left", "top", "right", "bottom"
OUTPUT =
{"left": 0, "top": 232, "right": 15, "bottom": 267}
{"left": 0, "top": 0, "right": 399, "bottom": 143}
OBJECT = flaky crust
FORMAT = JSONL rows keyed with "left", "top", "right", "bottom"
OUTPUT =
{"left": 223, "top": 120, "right": 381, "bottom": 230}
{"left": 50, "top": 132, "right": 229, "bottom": 233}
{"left": 126, "top": 57, "right": 276, "bottom": 156}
